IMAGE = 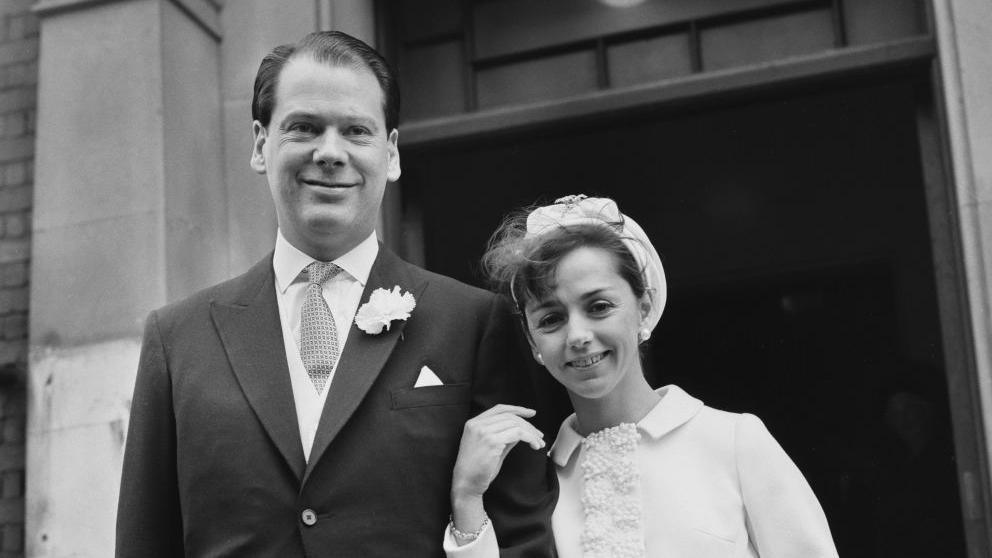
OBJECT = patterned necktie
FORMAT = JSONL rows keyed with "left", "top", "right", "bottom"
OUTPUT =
{"left": 300, "top": 261, "right": 343, "bottom": 394}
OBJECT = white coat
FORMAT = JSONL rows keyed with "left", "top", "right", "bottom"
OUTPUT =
{"left": 446, "top": 385, "right": 838, "bottom": 557}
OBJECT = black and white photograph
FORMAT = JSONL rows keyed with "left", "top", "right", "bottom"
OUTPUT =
{"left": 0, "top": 0, "right": 989, "bottom": 556}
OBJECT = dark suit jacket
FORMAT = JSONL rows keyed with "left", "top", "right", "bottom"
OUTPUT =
{"left": 116, "top": 247, "right": 558, "bottom": 557}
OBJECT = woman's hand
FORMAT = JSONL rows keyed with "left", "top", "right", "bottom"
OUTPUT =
{"left": 449, "top": 405, "right": 545, "bottom": 539}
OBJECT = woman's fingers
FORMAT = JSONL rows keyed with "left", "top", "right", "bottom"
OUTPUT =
{"left": 492, "top": 423, "right": 545, "bottom": 451}
{"left": 479, "top": 416, "right": 545, "bottom": 450}
{"left": 474, "top": 404, "right": 537, "bottom": 420}
{"left": 463, "top": 408, "right": 545, "bottom": 450}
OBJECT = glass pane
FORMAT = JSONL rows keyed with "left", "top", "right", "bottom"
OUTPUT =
{"left": 473, "top": 0, "right": 811, "bottom": 59}
{"left": 701, "top": 9, "right": 834, "bottom": 71}
{"left": 399, "top": 41, "right": 466, "bottom": 121}
{"left": 843, "top": 0, "right": 925, "bottom": 46}
{"left": 608, "top": 33, "right": 693, "bottom": 87}
{"left": 398, "top": 0, "right": 462, "bottom": 43}
{"left": 476, "top": 50, "right": 598, "bottom": 109}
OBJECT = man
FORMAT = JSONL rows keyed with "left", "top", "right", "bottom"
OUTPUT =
{"left": 116, "top": 31, "right": 556, "bottom": 557}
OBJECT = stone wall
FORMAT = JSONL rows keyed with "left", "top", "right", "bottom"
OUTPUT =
{"left": 0, "top": 0, "right": 37, "bottom": 556}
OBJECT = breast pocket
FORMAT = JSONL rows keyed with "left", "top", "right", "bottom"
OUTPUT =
{"left": 390, "top": 383, "right": 471, "bottom": 409}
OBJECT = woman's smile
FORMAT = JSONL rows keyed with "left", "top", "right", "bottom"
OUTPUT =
{"left": 566, "top": 351, "right": 609, "bottom": 369}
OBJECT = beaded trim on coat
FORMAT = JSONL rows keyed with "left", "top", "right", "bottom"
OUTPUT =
{"left": 579, "top": 423, "right": 645, "bottom": 558}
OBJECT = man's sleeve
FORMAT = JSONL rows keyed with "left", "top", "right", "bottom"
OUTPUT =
{"left": 116, "top": 311, "right": 184, "bottom": 557}
{"left": 470, "top": 294, "right": 560, "bottom": 558}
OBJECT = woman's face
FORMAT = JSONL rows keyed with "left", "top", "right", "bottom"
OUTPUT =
{"left": 523, "top": 246, "right": 649, "bottom": 400}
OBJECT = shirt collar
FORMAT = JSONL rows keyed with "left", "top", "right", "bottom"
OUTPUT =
{"left": 549, "top": 384, "right": 704, "bottom": 467}
{"left": 273, "top": 229, "right": 379, "bottom": 293}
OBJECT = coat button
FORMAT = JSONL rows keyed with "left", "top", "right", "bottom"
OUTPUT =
{"left": 301, "top": 509, "right": 317, "bottom": 526}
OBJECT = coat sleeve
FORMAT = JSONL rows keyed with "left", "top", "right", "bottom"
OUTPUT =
{"left": 736, "top": 413, "right": 838, "bottom": 558}
{"left": 116, "top": 311, "right": 184, "bottom": 557}
{"left": 469, "top": 294, "right": 558, "bottom": 558}
{"left": 443, "top": 519, "right": 500, "bottom": 557}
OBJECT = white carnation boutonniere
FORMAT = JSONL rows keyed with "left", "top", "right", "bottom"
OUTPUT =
{"left": 355, "top": 286, "right": 416, "bottom": 335}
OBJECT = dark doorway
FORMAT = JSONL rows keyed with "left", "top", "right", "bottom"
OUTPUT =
{"left": 401, "top": 74, "right": 965, "bottom": 556}
{"left": 656, "top": 262, "right": 962, "bottom": 556}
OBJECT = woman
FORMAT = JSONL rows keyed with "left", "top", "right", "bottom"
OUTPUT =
{"left": 444, "top": 195, "right": 838, "bottom": 557}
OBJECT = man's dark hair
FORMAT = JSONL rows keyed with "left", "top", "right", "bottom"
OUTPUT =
{"left": 251, "top": 31, "right": 400, "bottom": 132}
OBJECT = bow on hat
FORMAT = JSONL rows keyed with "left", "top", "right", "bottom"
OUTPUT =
{"left": 525, "top": 195, "right": 667, "bottom": 333}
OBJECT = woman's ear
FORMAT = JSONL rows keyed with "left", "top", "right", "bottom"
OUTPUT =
{"left": 639, "top": 292, "right": 653, "bottom": 323}
{"left": 637, "top": 294, "right": 654, "bottom": 343}
{"left": 522, "top": 324, "right": 545, "bottom": 366}
{"left": 525, "top": 335, "right": 542, "bottom": 364}
{"left": 532, "top": 351, "right": 544, "bottom": 366}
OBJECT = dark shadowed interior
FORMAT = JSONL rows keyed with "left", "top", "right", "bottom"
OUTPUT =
{"left": 401, "top": 74, "right": 965, "bottom": 557}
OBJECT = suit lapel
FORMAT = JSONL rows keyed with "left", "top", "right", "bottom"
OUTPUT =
{"left": 303, "top": 248, "right": 427, "bottom": 484}
{"left": 210, "top": 256, "right": 306, "bottom": 482}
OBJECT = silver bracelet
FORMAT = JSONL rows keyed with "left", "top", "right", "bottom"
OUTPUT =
{"left": 449, "top": 513, "right": 490, "bottom": 542}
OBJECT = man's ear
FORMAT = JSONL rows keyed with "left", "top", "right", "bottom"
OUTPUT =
{"left": 250, "top": 121, "right": 267, "bottom": 174}
{"left": 386, "top": 128, "right": 401, "bottom": 182}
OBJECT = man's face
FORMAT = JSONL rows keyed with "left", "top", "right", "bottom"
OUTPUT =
{"left": 251, "top": 56, "right": 400, "bottom": 260}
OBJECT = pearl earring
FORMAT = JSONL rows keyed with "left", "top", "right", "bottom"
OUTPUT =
{"left": 535, "top": 353, "right": 544, "bottom": 365}
{"left": 637, "top": 328, "right": 651, "bottom": 343}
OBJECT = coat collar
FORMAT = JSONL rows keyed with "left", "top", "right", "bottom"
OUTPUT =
{"left": 549, "top": 384, "right": 704, "bottom": 467}
{"left": 210, "top": 255, "right": 307, "bottom": 481}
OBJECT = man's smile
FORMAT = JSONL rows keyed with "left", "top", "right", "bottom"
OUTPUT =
{"left": 300, "top": 177, "right": 358, "bottom": 188}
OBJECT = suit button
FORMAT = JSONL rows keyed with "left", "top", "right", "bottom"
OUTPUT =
{"left": 301, "top": 509, "right": 317, "bottom": 526}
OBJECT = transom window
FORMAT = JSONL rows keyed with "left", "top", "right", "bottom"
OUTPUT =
{"left": 388, "top": 0, "right": 926, "bottom": 122}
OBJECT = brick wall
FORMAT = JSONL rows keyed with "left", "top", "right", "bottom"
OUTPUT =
{"left": 0, "top": 0, "right": 36, "bottom": 556}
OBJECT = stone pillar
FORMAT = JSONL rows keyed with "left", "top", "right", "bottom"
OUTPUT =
{"left": 931, "top": 0, "right": 992, "bottom": 554}
{"left": 317, "top": 0, "right": 375, "bottom": 41}
{"left": 219, "top": 0, "right": 315, "bottom": 273}
{"left": 26, "top": 0, "right": 227, "bottom": 556}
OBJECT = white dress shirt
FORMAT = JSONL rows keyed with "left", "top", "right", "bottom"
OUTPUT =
{"left": 444, "top": 385, "right": 838, "bottom": 557}
{"left": 272, "top": 229, "right": 379, "bottom": 462}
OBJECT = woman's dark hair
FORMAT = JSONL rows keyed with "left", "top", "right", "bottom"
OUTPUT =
{"left": 251, "top": 30, "right": 400, "bottom": 132}
{"left": 482, "top": 210, "right": 647, "bottom": 317}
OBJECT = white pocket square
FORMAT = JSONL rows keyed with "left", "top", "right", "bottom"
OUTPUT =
{"left": 414, "top": 365, "right": 443, "bottom": 388}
